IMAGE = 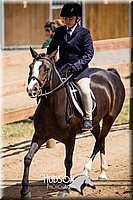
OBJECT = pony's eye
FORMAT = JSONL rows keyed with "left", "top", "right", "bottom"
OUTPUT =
{"left": 39, "top": 65, "right": 47, "bottom": 72}
{"left": 44, "top": 68, "right": 48, "bottom": 72}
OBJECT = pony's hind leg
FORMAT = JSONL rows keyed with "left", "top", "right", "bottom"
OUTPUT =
{"left": 20, "top": 134, "right": 48, "bottom": 199}
{"left": 98, "top": 115, "right": 115, "bottom": 180}
{"left": 82, "top": 124, "right": 100, "bottom": 176}
{"left": 98, "top": 139, "right": 108, "bottom": 180}
{"left": 83, "top": 115, "right": 114, "bottom": 180}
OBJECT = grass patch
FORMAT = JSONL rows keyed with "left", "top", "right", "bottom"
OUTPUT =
{"left": 2, "top": 120, "right": 34, "bottom": 139}
{"left": 114, "top": 99, "right": 129, "bottom": 125}
{"left": 2, "top": 99, "right": 129, "bottom": 139}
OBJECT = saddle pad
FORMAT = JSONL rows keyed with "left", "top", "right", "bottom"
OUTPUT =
{"left": 68, "top": 82, "right": 96, "bottom": 117}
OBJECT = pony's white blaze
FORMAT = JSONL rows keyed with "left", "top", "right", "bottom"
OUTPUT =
{"left": 27, "top": 61, "right": 42, "bottom": 90}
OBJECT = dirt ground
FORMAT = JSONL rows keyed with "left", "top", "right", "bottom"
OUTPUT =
{"left": 1, "top": 127, "right": 132, "bottom": 199}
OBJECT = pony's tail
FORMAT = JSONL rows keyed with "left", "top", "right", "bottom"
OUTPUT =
{"left": 107, "top": 68, "right": 121, "bottom": 79}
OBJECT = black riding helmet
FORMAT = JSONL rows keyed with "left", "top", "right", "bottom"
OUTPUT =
{"left": 60, "top": 2, "right": 82, "bottom": 17}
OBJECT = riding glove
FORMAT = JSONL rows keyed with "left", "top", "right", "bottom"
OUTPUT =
{"left": 67, "top": 64, "right": 78, "bottom": 75}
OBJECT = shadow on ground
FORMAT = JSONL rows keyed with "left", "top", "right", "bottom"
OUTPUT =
{"left": 2, "top": 180, "right": 61, "bottom": 199}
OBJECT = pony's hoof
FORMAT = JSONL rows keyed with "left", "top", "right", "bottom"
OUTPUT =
{"left": 58, "top": 186, "right": 69, "bottom": 197}
{"left": 21, "top": 191, "right": 31, "bottom": 200}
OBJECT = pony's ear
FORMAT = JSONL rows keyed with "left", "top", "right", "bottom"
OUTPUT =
{"left": 30, "top": 46, "right": 38, "bottom": 58}
{"left": 48, "top": 50, "right": 58, "bottom": 60}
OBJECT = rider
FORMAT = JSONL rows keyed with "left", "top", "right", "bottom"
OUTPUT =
{"left": 47, "top": 2, "right": 94, "bottom": 130}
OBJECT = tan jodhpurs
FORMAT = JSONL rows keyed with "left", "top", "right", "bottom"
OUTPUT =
{"left": 76, "top": 77, "right": 92, "bottom": 120}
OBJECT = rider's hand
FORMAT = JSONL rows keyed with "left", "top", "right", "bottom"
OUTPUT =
{"left": 67, "top": 64, "right": 78, "bottom": 75}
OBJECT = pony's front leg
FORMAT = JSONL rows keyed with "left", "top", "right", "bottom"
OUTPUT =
{"left": 64, "top": 137, "right": 75, "bottom": 178}
{"left": 20, "top": 142, "right": 38, "bottom": 199}
{"left": 20, "top": 134, "right": 47, "bottom": 199}
{"left": 59, "top": 137, "right": 75, "bottom": 197}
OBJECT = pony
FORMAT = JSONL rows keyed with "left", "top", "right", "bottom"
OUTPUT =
{"left": 20, "top": 47, "right": 125, "bottom": 198}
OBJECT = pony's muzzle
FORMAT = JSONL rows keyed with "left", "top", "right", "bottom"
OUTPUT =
{"left": 27, "top": 86, "right": 42, "bottom": 98}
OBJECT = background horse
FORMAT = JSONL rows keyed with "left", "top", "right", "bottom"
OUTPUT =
{"left": 20, "top": 47, "right": 125, "bottom": 198}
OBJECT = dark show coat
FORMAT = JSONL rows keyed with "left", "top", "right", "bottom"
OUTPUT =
{"left": 47, "top": 24, "right": 94, "bottom": 80}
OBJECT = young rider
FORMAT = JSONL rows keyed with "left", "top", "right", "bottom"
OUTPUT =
{"left": 47, "top": 2, "right": 94, "bottom": 130}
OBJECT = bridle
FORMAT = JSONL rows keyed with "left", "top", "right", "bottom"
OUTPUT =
{"left": 28, "top": 55, "right": 73, "bottom": 98}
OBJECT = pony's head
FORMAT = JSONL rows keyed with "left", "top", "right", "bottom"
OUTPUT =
{"left": 27, "top": 47, "right": 57, "bottom": 98}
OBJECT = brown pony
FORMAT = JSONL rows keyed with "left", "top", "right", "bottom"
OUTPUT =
{"left": 20, "top": 47, "right": 125, "bottom": 199}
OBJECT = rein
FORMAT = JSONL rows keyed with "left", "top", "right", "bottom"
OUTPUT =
{"left": 41, "top": 74, "right": 73, "bottom": 97}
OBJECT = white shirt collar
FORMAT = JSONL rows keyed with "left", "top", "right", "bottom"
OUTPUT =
{"left": 67, "top": 23, "right": 78, "bottom": 35}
